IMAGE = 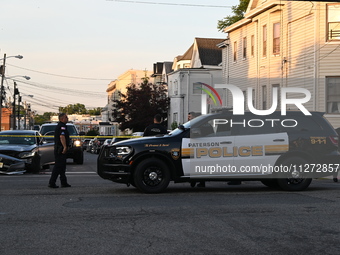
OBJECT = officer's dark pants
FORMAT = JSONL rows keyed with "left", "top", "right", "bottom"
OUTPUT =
{"left": 49, "top": 152, "right": 68, "bottom": 185}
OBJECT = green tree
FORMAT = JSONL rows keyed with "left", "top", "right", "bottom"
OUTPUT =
{"left": 59, "top": 103, "right": 87, "bottom": 114}
{"left": 112, "top": 79, "right": 169, "bottom": 132}
{"left": 88, "top": 107, "right": 102, "bottom": 115}
{"left": 34, "top": 112, "right": 57, "bottom": 125}
{"left": 86, "top": 129, "right": 99, "bottom": 137}
{"left": 217, "top": 0, "right": 250, "bottom": 32}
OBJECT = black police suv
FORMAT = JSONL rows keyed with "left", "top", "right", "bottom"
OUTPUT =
{"left": 97, "top": 111, "right": 340, "bottom": 193}
{"left": 40, "top": 123, "right": 84, "bottom": 164}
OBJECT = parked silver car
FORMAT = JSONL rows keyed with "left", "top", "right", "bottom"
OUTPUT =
{"left": 0, "top": 130, "right": 55, "bottom": 173}
{"left": 0, "top": 153, "right": 25, "bottom": 174}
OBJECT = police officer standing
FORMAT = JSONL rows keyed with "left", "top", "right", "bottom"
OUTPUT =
{"left": 143, "top": 114, "right": 168, "bottom": 136}
{"left": 48, "top": 113, "right": 71, "bottom": 188}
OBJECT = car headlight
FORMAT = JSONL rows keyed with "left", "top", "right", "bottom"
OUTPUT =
{"left": 110, "top": 146, "right": 132, "bottom": 159}
{"left": 73, "top": 140, "right": 82, "bottom": 147}
{"left": 18, "top": 150, "right": 36, "bottom": 159}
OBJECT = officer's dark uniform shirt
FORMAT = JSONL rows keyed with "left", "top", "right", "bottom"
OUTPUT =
{"left": 143, "top": 123, "right": 168, "bottom": 136}
{"left": 54, "top": 122, "right": 70, "bottom": 148}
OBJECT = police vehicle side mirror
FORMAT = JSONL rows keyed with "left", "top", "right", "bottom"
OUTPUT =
{"left": 178, "top": 124, "right": 185, "bottom": 131}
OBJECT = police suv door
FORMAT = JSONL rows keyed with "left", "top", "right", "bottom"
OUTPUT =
{"left": 182, "top": 116, "right": 236, "bottom": 178}
{"left": 232, "top": 115, "right": 289, "bottom": 177}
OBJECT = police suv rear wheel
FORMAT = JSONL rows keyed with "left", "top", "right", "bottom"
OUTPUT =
{"left": 134, "top": 158, "right": 170, "bottom": 193}
{"left": 276, "top": 157, "right": 312, "bottom": 191}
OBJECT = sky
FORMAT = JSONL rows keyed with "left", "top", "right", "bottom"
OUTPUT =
{"left": 1, "top": 0, "right": 238, "bottom": 114}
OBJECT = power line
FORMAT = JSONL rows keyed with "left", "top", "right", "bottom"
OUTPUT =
{"left": 6, "top": 63, "right": 115, "bottom": 81}
{"left": 10, "top": 78, "right": 106, "bottom": 97}
{"left": 106, "top": 0, "right": 232, "bottom": 8}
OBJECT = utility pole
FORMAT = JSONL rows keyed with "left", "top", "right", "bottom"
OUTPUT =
{"left": 12, "top": 82, "right": 19, "bottom": 130}
{"left": 27, "top": 103, "right": 31, "bottom": 129}
{"left": 0, "top": 53, "right": 7, "bottom": 130}
{"left": 24, "top": 101, "right": 27, "bottom": 130}
{"left": 17, "top": 94, "right": 21, "bottom": 130}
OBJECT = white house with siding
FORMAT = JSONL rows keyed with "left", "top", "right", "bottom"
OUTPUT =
{"left": 167, "top": 38, "right": 225, "bottom": 127}
{"left": 219, "top": 0, "right": 340, "bottom": 127}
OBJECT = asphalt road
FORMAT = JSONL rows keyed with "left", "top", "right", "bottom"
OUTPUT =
{"left": 0, "top": 152, "right": 339, "bottom": 255}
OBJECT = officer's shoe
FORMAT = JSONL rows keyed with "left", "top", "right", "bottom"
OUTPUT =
{"left": 48, "top": 184, "right": 59, "bottom": 188}
{"left": 61, "top": 183, "right": 71, "bottom": 188}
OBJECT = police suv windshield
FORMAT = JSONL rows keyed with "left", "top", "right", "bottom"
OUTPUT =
{"left": 169, "top": 114, "right": 209, "bottom": 136}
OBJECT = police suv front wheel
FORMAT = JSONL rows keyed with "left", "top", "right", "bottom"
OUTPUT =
{"left": 134, "top": 158, "right": 170, "bottom": 193}
{"left": 276, "top": 157, "right": 312, "bottom": 191}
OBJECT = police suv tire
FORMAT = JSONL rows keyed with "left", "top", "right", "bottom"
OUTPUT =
{"left": 276, "top": 157, "right": 312, "bottom": 191}
{"left": 134, "top": 158, "right": 170, "bottom": 193}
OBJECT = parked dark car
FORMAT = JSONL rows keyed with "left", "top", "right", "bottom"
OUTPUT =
{"left": 0, "top": 130, "right": 55, "bottom": 173}
{"left": 0, "top": 153, "right": 25, "bottom": 174}
{"left": 90, "top": 136, "right": 107, "bottom": 154}
{"left": 39, "top": 123, "right": 84, "bottom": 164}
{"left": 86, "top": 139, "right": 94, "bottom": 153}
{"left": 82, "top": 139, "right": 91, "bottom": 151}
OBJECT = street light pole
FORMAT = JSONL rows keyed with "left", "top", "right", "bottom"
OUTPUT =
{"left": 0, "top": 53, "right": 7, "bottom": 130}
{"left": 0, "top": 54, "right": 24, "bottom": 130}
{"left": 17, "top": 94, "right": 21, "bottom": 130}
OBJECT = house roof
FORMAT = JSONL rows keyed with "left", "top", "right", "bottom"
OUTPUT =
{"left": 195, "top": 38, "right": 225, "bottom": 66}
{"left": 176, "top": 44, "right": 194, "bottom": 61}
{"left": 163, "top": 62, "right": 173, "bottom": 74}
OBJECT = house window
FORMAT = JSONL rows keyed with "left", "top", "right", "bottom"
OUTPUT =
{"left": 243, "top": 90, "right": 247, "bottom": 110}
{"left": 273, "top": 23, "right": 280, "bottom": 55}
{"left": 262, "top": 85, "right": 267, "bottom": 109}
{"left": 173, "top": 81, "right": 178, "bottom": 95}
{"left": 193, "top": 82, "right": 203, "bottom": 94}
{"left": 173, "top": 113, "right": 178, "bottom": 123}
{"left": 251, "top": 35, "right": 255, "bottom": 57}
{"left": 272, "top": 84, "right": 280, "bottom": 110}
{"left": 327, "top": 4, "right": 340, "bottom": 41}
{"left": 326, "top": 77, "right": 340, "bottom": 113}
{"left": 243, "top": 37, "right": 247, "bottom": 59}
{"left": 263, "top": 25, "right": 267, "bottom": 57}
{"left": 233, "top": 41, "right": 237, "bottom": 62}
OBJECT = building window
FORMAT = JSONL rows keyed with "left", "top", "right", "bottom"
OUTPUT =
{"left": 262, "top": 85, "right": 267, "bottom": 109}
{"left": 272, "top": 84, "right": 280, "bottom": 110}
{"left": 326, "top": 77, "right": 340, "bottom": 113}
{"left": 193, "top": 82, "right": 203, "bottom": 95}
{"left": 327, "top": 4, "right": 340, "bottom": 41}
{"left": 233, "top": 41, "right": 237, "bottom": 62}
{"left": 263, "top": 25, "right": 267, "bottom": 57}
{"left": 243, "top": 90, "right": 247, "bottom": 110}
{"left": 173, "top": 81, "right": 178, "bottom": 95}
{"left": 243, "top": 37, "right": 247, "bottom": 59}
{"left": 273, "top": 23, "right": 280, "bottom": 55}
{"left": 173, "top": 113, "right": 178, "bottom": 123}
{"left": 251, "top": 35, "right": 255, "bottom": 57}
